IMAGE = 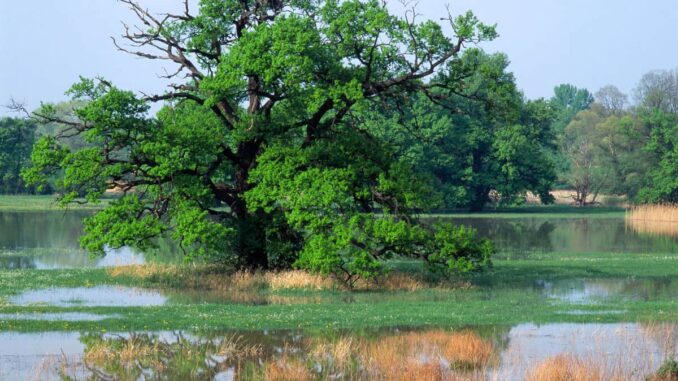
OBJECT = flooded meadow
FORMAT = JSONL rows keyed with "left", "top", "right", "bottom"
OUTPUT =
{"left": 2, "top": 208, "right": 678, "bottom": 380}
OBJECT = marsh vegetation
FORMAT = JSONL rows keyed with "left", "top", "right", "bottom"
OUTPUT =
{"left": 1, "top": 0, "right": 678, "bottom": 379}
{"left": 2, "top": 203, "right": 678, "bottom": 379}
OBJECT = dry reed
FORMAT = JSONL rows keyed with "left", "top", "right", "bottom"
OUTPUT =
{"left": 444, "top": 331, "right": 497, "bottom": 369}
{"left": 263, "top": 357, "right": 313, "bottom": 381}
{"left": 109, "top": 264, "right": 453, "bottom": 292}
{"left": 360, "top": 330, "right": 496, "bottom": 380}
{"left": 526, "top": 355, "right": 603, "bottom": 381}
{"left": 626, "top": 204, "right": 678, "bottom": 238}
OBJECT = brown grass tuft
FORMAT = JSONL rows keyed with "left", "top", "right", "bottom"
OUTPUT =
{"left": 526, "top": 355, "right": 603, "bottom": 381}
{"left": 443, "top": 331, "right": 496, "bottom": 369}
{"left": 399, "top": 361, "right": 445, "bottom": 381}
{"left": 266, "top": 270, "right": 337, "bottom": 290}
{"left": 263, "top": 357, "right": 313, "bottom": 381}
{"left": 109, "top": 264, "right": 456, "bottom": 292}
{"left": 360, "top": 330, "right": 495, "bottom": 380}
{"left": 627, "top": 204, "right": 678, "bottom": 238}
{"left": 375, "top": 272, "right": 426, "bottom": 291}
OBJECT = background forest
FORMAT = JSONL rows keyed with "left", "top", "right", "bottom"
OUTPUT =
{"left": 3, "top": 65, "right": 677, "bottom": 207}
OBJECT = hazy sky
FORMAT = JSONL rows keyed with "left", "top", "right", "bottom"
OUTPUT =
{"left": 2, "top": 0, "right": 677, "bottom": 116}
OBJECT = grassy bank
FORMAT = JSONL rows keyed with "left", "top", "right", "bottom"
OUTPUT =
{"left": 2, "top": 251, "right": 678, "bottom": 332}
{"left": 0, "top": 195, "right": 109, "bottom": 211}
{"left": 423, "top": 205, "right": 626, "bottom": 219}
{"left": 0, "top": 195, "right": 625, "bottom": 216}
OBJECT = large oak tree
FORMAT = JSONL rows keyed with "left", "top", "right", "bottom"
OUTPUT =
{"left": 25, "top": 0, "right": 497, "bottom": 283}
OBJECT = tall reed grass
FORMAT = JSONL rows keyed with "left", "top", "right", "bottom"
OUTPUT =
{"left": 109, "top": 264, "right": 445, "bottom": 292}
{"left": 626, "top": 204, "right": 678, "bottom": 238}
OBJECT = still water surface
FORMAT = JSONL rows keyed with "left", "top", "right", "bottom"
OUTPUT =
{"left": 2, "top": 211, "right": 678, "bottom": 380}
{"left": 0, "top": 323, "right": 674, "bottom": 380}
{"left": 0, "top": 211, "right": 145, "bottom": 269}
{"left": 450, "top": 217, "right": 678, "bottom": 254}
{"left": 4, "top": 212, "right": 678, "bottom": 270}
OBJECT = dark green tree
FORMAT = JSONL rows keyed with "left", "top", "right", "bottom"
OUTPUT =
{"left": 24, "top": 0, "right": 496, "bottom": 283}
{"left": 636, "top": 109, "right": 678, "bottom": 203}
{"left": 0, "top": 117, "right": 36, "bottom": 194}
{"left": 550, "top": 84, "right": 594, "bottom": 131}
{"left": 548, "top": 84, "right": 594, "bottom": 187}
{"left": 366, "top": 50, "right": 556, "bottom": 211}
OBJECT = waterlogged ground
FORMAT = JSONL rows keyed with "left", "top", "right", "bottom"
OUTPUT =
{"left": 2, "top": 204, "right": 678, "bottom": 380}
{"left": 2, "top": 324, "right": 678, "bottom": 380}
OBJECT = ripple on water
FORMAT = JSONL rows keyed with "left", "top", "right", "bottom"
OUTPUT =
{"left": 10, "top": 286, "right": 167, "bottom": 307}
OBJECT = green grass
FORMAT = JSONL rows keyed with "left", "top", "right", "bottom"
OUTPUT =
{"left": 0, "top": 195, "right": 625, "bottom": 217}
{"left": 421, "top": 204, "right": 626, "bottom": 219}
{"left": 0, "top": 195, "right": 109, "bottom": 211}
{"left": 2, "top": 251, "right": 678, "bottom": 332}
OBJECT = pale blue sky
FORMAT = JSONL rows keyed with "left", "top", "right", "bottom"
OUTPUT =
{"left": 2, "top": 0, "right": 677, "bottom": 115}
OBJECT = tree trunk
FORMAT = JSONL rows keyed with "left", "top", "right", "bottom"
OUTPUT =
{"left": 469, "top": 187, "right": 490, "bottom": 212}
{"left": 230, "top": 140, "right": 269, "bottom": 269}
{"left": 234, "top": 210, "right": 269, "bottom": 270}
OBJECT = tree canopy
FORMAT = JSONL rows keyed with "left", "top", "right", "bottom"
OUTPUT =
{"left": 366, "top": 50, "right": 556, "bottom": 211}
{"left": 24, "top": 0, "right": 499, "bottom": 283}
{"left": 0, "top": 117, "right": 37, "bottom": 194}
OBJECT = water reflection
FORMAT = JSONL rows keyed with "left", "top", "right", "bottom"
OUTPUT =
{"left": 0, "top": 255, "right": 36, "bottom": 269}
{"left": 10, "top": 286, "right": 166, "bottom": 307}
{"left": 537, "top": 278, "right": 678, "bottom": 304}
{"left": 4, "top": 211, "right": 678, "bottom": 270}
{"left": 444, "top": 217, "right": 678, "bottom": 255}
{"left": 2, "top": 323, "right": 677, "bottom": 381}
{"left": 0, "top": 210, "right": 149, "bottom": 269}
{"left": 0, "top": 211, "right": 91, "bottom": 249}
{"left": 0, "top": 211, "right": 195, "bottom": 269}
{"left": 0, "top": 247, "right": 145, "bottom": 270}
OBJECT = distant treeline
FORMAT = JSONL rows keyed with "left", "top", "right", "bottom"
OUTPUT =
{"left": 2, "top": 64, "right": 677, "bottom": 208}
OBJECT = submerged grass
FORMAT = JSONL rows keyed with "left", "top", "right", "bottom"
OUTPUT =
{"left": 4, "top": 251, "right": 678, "bottom": 331}
{"left": 75, "top": 329, "right": 496, "bottom": 381}
{"left": 525, "top": 355, "right": 608, "bottom": 381}
{"left": 54, "top": 325, "right": 678, "bottom": 380}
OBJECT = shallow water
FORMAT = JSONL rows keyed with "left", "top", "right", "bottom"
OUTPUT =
{"left": 10, "top": 286, "right": 167, "bottom": 307}
{"left": 531, "top": 277, "right": 678, "bottom": 305}
{"left": 4, "top": 211, "right": 678, "bottom": 269}
{"left": 0, "top": 211, "right": 149, "bottom": 269}
{"left": 0, "top": 331, "right": 86, "bottom": 381}
{"left": 3, "top": 210, "right": 678, "bottom": 379}
{"left": 1, "top": 323, "right": 675, "bottom": 380}
{"left": 448, "top": 217, "right": 678, "bottom": 254}
{"left": 0, "top": 312, "right": 119, "bottom": 321}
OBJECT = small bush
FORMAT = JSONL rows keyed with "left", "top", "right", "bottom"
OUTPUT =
{"left": 650, "top": 359, "right": 678, "bottom": 381}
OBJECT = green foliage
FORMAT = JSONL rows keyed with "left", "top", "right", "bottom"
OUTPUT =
{"left": 636, "top": 110, "right": 678, "bottom": 203}
{"left": 0, "top": 117, "right": 38, "bottom": 194}
{"left": 559, "top": 106, "right": 654, "bottom": 204}
{"left": 550, "top": 84, "right": 594, "bottom": 134}
{"left": 652, "top": 359, "right": 678, "bottom": 381}
{"left": 366, "top": 50, "right": 557, "bottom": 211}
{"left": 23, "top": 0, "right": 498, "bottom": 283}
